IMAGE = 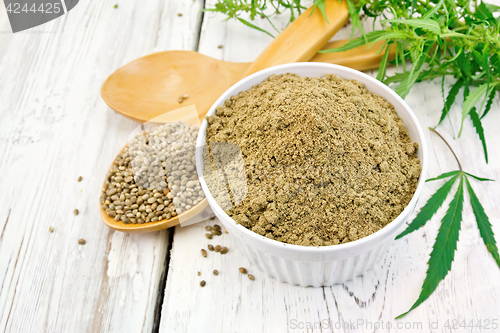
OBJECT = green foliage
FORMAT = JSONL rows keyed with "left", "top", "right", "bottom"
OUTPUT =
{"left": 396, "top": 169, "right": 498, "bottom": 318}
{"left": 204, "top": 0, "right": 308, "bottom": 35}
{"left": 395, "top": 130, "right": 497, "bottom": 318}
{"left": 335, "top": 0, "right": 500, "bottom": 164}
{"left": 207, "top": 0, "right": 500, "bottom": 163}
{"left": 395, "top": 173, "right": 459, "bottom": 240}
{"left": 397, "top": 176, "right": 464, "bottom": 319}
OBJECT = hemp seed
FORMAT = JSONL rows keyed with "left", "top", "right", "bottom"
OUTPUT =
{"left": 239, "top": 267, "right": 247, "bottom": 274}
{"left": 201, "top": 249, "right": 207, "bottom": 257}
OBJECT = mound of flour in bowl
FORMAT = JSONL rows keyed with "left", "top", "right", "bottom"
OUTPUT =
{"left": 204, "top": 73, "right": 421, "bottom": 246}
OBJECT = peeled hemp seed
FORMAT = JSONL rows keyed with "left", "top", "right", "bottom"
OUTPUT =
{"left": 100, "top": 122, "right": 204, "bottom": 224}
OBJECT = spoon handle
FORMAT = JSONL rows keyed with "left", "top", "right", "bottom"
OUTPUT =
{"left": 241, "top": 1, "right": 349, "bottom": 77}
{"left": 312, "top": 39, "right": 397, "bottom": 71}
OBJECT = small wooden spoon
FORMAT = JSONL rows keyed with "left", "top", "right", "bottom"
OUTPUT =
{"left": 100, "top": 105, "right": 212, "bottom": 233}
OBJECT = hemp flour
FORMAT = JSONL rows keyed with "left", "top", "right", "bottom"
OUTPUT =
{"left": 205, "top": 73, "right": 421, "bottom": 246}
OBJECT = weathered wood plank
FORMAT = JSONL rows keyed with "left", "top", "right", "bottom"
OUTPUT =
{"left": 0, "top": 0, "right": 203, "bottom": 331}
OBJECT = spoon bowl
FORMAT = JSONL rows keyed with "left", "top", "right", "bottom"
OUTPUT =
{"left": 99, "top": 105, "right": 209, "bottom": 233}
{"left": 99, "top": 146, "right": 209, "bottom": 233}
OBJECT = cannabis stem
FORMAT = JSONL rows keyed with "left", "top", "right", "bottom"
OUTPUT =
{"left": 429, "top": 127, "right": 462, "bottom": 172}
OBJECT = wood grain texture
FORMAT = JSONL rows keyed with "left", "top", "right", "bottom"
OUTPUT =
{"left": 0, "top": 0, "right": 203, "bottom": 331}
{"left": 160, "top": 1, "right": 500, "bottom": 332}
{"left": 1, "top": 0, "right": 500, "bottom": 332}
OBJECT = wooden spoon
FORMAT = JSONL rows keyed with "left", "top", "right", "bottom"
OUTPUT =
{"left": 101, "top": 0, "right": 351, "bottom": 123}
{"left": 100, "top": 105, "right": 212, "bottom": 233}
{"left": 102, "top": 39, "right": 394, "bottom": 123}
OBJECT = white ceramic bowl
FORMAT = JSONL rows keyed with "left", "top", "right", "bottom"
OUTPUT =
{"left": 196, "top": 63, "right": 427, "bottom": 287}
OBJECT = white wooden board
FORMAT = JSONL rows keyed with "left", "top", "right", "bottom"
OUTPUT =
{"left": 0, "top": 0, "right": 203, "bottom": 331}
{"left": 0, "top": 0, "right": 499, "bottom": 332}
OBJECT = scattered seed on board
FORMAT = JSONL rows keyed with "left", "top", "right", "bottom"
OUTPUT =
{"left": 198, "top": 271, "right": 201, "bottom": 276}
{"left": 218, "top": 44, "right": 223, "bottom": 49}
{"left": 205, "top": 226, "right": 212, "bottom": 231}
{"left": 207, "top": 244, "right": 214, "bottom": 251}
{"left": 200, "top": 280, "right": 206, "bottom": 287}
{"left": 214, "top": 245, "right": 221, "bottom": 252}
{"left": 248, "top": 274, "right": 255, "bottom": 281}
{"left": 183, "top": 94, "right": 189, "bottom": 99}
{"left": 49, "top": 226, "right": 54, "bottom": 233}
{"left": 205, "top": 233, "right": 213, "bottom": 239}
{"left": 220, "top": 247, "right": 228, "bottom": 254}
{"left": 201, "top": 249, "right": 207, "bottom": 257}
{"left": 213, "top": 270, "right": 219, "bottom": 276}
{"left": 178, "top": 96, "right": 184, "bottom": 103}
{"left": 210, "top": 229, "right": 217, "bottom": 235}
{"left": 77, "top": 176, "right": 82, "bottom": 182}
{"left": 223, "top": 228, "right": 228, "bottom": 234}
{"left": 177, "top": 13, "right": 183, "bottom": 17}
{"left": 209, "top": 216, "right": 216, "bottom": 220}
{"left": 239, "top": 267, "right": 247, "bottom": 274}
{"left": 73, "top": 209, "right": 79, "bottom": 216}
{"left": 215, "top": 230, "right": 222, "bottom": 236}
{"left": 78, "top": 239, "right": 86, "bottom": 245}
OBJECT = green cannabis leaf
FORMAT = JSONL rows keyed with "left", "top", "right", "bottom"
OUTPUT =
{"left": 395, "top": 128, "right": 497, "bottom": 318}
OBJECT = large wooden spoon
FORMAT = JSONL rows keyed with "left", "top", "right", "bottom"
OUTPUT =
{"left": 101, "top": 0, "right": 353, "bottom": 123}
{"left": 102, "top": 40, "right": 394, "bottom": 123}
